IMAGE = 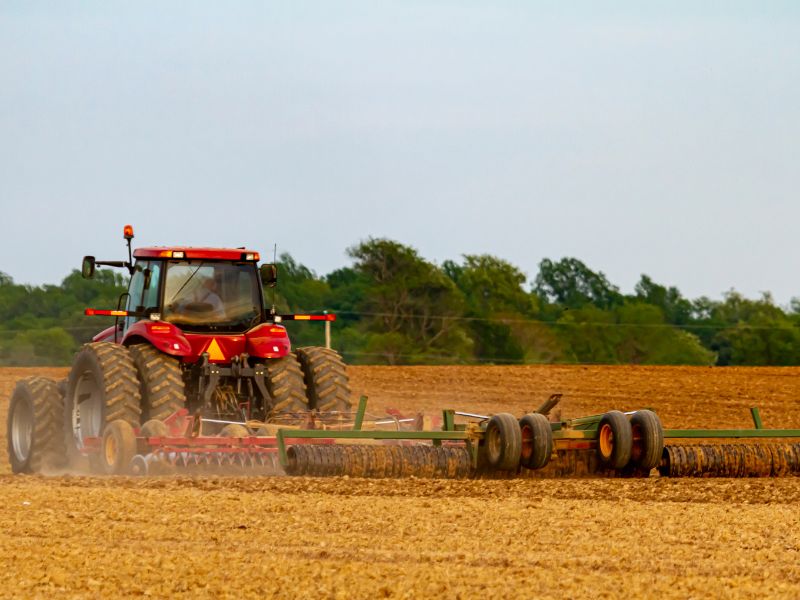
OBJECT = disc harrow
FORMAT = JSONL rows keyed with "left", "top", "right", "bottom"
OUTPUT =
{"left": 68, "top": 395, "right": 800, "bottom": 479}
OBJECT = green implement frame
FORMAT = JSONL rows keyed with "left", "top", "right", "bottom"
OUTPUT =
{"left": 539, "top": 406, "right": 800, "bottom": 442}
{"left": 274, "top": 398, "right": 800, "bottom": 469}
{"left": 664, "top": 407, "right": 800, "bottom": 439}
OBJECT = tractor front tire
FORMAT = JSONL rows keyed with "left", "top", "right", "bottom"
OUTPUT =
{"left": 263, "top": 354, "right": 309, "bottom": 415}
{"left": 64, "top": 342, "right": 142, "bottom": 470}
{"left": 296, "top": 346, "right": 353, "bottom": 412}
{"left": 128, "top": 343, "right": 186, "bottom": 422}
{"left": 7, "top": 377, "right": 66, "bottom": 474}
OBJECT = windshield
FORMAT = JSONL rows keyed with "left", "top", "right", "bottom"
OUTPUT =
{"left": 162, "top": 260, "right": 262, "bottom": 331}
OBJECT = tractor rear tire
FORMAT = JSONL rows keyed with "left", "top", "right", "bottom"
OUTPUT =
{"left": 484, "top": 413, "right": 522, "bottom": 471}
{"left": 296, "top": 346, "right": 353, "bottom": 412}
{"left": 519, "top": 413, "right": 553, "bottom": 471}
{"left": 597, "top": 410, "right": 633, "bottom": 470}
{"left": 128, "top": 344, "right": 185, "bottom": 422}
{"left": 64, "top": 342, "right": 142, "bottom": 469}
{"left": 140, "top": 419, "right": 169, "bottom": 438}
{"left": 630, "top": 410, "right": 664, "bottom": 471}
{"left": 7, "top": 377, "right": 66, "bottom": 474}
{"left": 99, "top": 420, "right": 137, "bottom": 475}
{"left": 263, "top": 354, "right": 309, "bottom": 415}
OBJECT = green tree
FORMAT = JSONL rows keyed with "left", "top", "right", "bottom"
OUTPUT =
{"left": 634, "top": 275, "right": 693, "bottom": 325}
{"left": 706, "top": 292, "right": 800, "bottom": 365}
{"left": 445, "top": 254, "right": 561, "bottom": 363}
{"left": 535, "top": 258, "right": 622, "bottom": 310}
{"left": 554, "top": 303, "right": 714, "bottom": 365}
{"left": 347, "top": 238, "right": 473, "bottom": 364}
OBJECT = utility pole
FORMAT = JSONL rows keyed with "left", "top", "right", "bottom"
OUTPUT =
{"left": 324, "top": 310, "right": 331, "bottom": 349}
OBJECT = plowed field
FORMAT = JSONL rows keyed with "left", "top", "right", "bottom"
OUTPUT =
{"left": 2, "top": 365, "right": 800, "bottom": 598}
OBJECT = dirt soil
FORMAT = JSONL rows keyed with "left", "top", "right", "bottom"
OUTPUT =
{"left": 2, "top": 365, "right": 800, "bottom": 598}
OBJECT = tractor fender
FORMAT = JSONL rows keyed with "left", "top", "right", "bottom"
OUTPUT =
{"left": 245, "top": 323, "right": 292, "bottom": 359}
{"left": 122, "top": 321, "right": 193, "bottom": 358}
{"left": 92, "top": 325, "right": 118, "bottom": 343}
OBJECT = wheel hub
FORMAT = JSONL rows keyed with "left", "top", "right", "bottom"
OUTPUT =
{"left": 72, "top": 370, "right": 103, "bottom": 448}
{"left": 598, "top": 423, "right": 614, "bottom": 458}
{"left": 11, "top": 400, "right": 33, "bottom": 462}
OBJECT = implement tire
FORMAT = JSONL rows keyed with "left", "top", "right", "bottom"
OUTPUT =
{"left": 597, "top": 410, "right": 632, "bottom": 470}
{"left": 263, "top": 355, "right": 309, "bottom": 414}
{"left": 296, "top": 346, "right": 353, "bottom": 412}
{"left": 128, "top": 343, "right": 185, "bottom": 422}
{"left": 64, "top": 342, "right": 142, "bottom": 468}
{"left": 630, "top": 410, "right": 664, "bottom": 471}
{"left": 484, "top": 413, "right": 522, "bottom": 471}
{"left": 519, "top": 413, "right": 553, "bottom": 471}
{"left": 220, "top": 424, "right": 249, "bottom": 437}
{"left": 99, "top": 420, "right": 137, "bottom": 475}
{"left": 7, "top": 377, "right": 66, "bottom": 474}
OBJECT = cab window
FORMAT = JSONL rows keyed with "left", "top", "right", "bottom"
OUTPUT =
{"left": 124, "top": 260, "right": 162, "bottom": 330}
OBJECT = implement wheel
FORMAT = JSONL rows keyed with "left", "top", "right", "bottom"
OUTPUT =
{"left": 220, "top": 424, "right": 249, "bottom": 437}
{"left": 140, "top": 419, "right": 169, "bottom": 438}
{"left": 296, "top": 346, "right": 353, "bottom": 412}
{"left": 99, "top": 420, "right": 137, "bottom": 475}
{"left": 519, "top": 413, "right": 553, "bottom": 471}
{"left": 65, "top": 342, "right": 142, "bottom": 470}
{"left": 128, "top": 344, "right": 186, "bottom": 422}
{"left": 630, "top": 410, "right": 664, "bottom": 471}
{"left": 263, "top": 355, "right": 309, "bottom": 414}
{"left": 597, "top": 410, "right": 632, "bottom": 470}
{"left": 7, "top": 377, "right": 66, "bottom": 474}
{"left": 484, "top": 413, "right": 522, "bottom": 471}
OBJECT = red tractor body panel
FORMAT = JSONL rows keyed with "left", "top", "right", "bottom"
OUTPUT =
{"left": 92, "top": 325, "right": 117, "bottom": 343}
{"left": 243, "top": 323, "right": 292, "bottom": 359}
{"left": 180, "top": 324, "right": 291, "bottom": 363}
{"left": 120, "top": 320, "right": 291, "bottom": 363}
{"left": 122, "top": 320, "right": 193, "bottom": 357}
{"left": 133, "top": 247, "right": 260, "bottom": 261}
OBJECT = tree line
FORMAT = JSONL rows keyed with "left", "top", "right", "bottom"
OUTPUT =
{"left": 2, "top": 238, "right": 799, "bottom": 366}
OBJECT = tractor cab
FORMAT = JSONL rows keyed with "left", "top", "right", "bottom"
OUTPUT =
{"left": 125, "top": 248, "right": 266, "bottom": 334}
{"left": 80, "top": 226, "right": 293, "bottom": 362}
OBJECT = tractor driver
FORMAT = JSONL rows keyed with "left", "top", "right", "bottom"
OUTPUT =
{"left": 194, "top": 276, "right": 225, "bottom": 319}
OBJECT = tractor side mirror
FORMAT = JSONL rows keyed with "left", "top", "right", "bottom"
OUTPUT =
{"left": 81, "top": 256, "right": 96, "bottom": 279}
{"left": 260, "top": 264, "right": 278, "bottom": 287}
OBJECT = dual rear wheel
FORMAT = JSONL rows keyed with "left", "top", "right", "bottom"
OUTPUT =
{"left": 264, "top": 347, "right": 352, "bottom": 416}
{"left": 597, "top": 409, "right": 663, "bottom": 471}
{"left": 483, "top": 412, "right": 554, "bottom": 472}
{"left": 64, "top": 342, "right": 141, "bottom": 471}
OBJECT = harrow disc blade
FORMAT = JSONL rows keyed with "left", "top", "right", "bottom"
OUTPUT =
{"left": 659, "top": 443, "right": 800, "bottom": 477}
{"left": 285, "top": 444, "right": 474, "bottom": 479}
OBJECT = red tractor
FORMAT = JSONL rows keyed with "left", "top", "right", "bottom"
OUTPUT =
{"left": 7, "top": 225, "right": 351, "bottom": 473}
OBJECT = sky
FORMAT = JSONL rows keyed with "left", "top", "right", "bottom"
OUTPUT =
{"left": 1, "top": 2, "right": 799, "bottom": 304}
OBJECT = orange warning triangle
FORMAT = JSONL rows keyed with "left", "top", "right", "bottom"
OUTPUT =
{"left": 206, "top": 338, "right": 226, "bottom": 361}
